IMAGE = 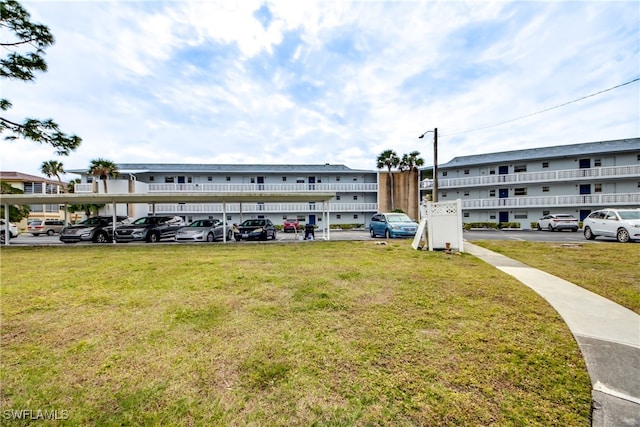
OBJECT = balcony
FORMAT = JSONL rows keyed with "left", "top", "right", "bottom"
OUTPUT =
{"left": 421, "top": 165, "right": 640, "bottom": 189}
{"left": 460, "top": 192, "right": 640, "bottom": 209}
{"left": 150, "top": 202, "right": 379, "bottom": 215}
{"left": 148, "top": 182, "right": 378, "bottom": 193}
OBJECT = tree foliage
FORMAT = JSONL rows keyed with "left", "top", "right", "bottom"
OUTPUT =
{"left": 0, "top": 0, "right": 81, "bottom": 155}
{"left": 376, "top": 149, "right": 400, "bottom": 210}
{"left": 88, "top": 158, "right": 119, "bottom": 193}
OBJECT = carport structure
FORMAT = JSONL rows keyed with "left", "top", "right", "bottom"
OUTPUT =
{"left": 0, "top": 191, "right": 336, "bottom": 245}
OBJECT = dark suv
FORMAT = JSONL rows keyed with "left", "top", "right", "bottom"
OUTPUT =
{"left": 59, "top": 216, "right": 130, "bottom": 243}
{"left": 114, "top": 216, "right": 185, "bottom": 243}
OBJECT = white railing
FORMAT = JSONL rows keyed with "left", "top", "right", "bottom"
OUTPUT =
{"left": 74, "top": 184, "right": 94, "bottom": 193}
{"left": 459, "top": 192, "right": 640, "bottom": 209}
{"left": 421, "top": 165, "right": 640, "bottom": 189}
{"left": 147, "top": 182, "right": 378, "bottom": 193}
{"left": 150, "top": 202, "right": 379, "bottom": 214}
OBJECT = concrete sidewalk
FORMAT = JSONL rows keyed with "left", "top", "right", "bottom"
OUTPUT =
{"left": 464, "top": 243, "right": 640, "bottom": 427}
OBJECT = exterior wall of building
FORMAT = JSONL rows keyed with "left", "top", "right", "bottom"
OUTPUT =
{"left": 377, "top": 170, "right": 420, "bottom": 220}
{"left": 71, "top": 165, "right": 380, "bottom": 228}
{"left": 420, "top": 139, "right": 640, "bottom": 229}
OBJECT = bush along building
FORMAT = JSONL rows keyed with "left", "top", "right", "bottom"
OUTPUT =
{"left": 419, "top": 138, "right": 640, "bottom": 229}
{"left": 68, "top": 163, "right": 379, "bottom": 229}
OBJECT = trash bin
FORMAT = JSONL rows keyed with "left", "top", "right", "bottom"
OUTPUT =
{"left": 304, "top": 224, "right": 315, "bottom": 240}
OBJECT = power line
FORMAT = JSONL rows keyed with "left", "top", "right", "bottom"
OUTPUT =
{"left": 443, "top": 77, "right": 640, "bottom": 137}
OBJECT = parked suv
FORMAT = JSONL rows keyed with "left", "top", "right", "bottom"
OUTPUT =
{"left": 60, "top": 216, "right": 131, "bottom": 243}
{"left": 583, "top": 208, "right": 640, "bottom": 243}
{"left": 28, "top": 219, "right": 66, "bottom": 236}
{"left": 369, "top": 213, "right": 419, "bottom": 238}
{"left": 536, "top": 214, "right": 579, "bottom": 232}
{"left": 114, "top": 215, "right": 185, "bottom": 242}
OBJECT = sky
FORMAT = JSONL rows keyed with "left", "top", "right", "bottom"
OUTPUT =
{"left": 2, "top": 0, "right": 639, "bottom": 180}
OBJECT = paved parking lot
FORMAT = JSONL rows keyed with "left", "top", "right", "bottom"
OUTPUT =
{"left": 2, "top": 228, "right": 630, "bottom": 246}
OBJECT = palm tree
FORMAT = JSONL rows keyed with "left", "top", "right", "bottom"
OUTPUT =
{"left": 376, "top": 150, "right": 400, "bottom": 211}
{"left": 40, "top": 160, "right": 65, "bottom": 193}
{"left": 88, "top": 158, "right": 119, "bottom": 193}
{"left": 401, "top": 151, "right": 424, "bottom": 211}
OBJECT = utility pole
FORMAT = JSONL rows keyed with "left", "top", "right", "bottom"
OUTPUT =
{"left": 418, "top": 127, "right": 438, "bottom": 202}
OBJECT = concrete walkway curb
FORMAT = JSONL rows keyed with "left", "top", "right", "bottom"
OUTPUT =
{"left": 464, "top": 242, "right": 640, "bottom": 427}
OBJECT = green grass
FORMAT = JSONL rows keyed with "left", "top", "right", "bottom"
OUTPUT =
{"left": 474, "top": 240, "right": 640, "bottom": 314}
{"left": 1, "top": 242, "right": 591, "bottom": 425}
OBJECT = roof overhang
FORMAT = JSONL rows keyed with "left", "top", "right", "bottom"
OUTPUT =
{"left": 0, "top": 192, "right": 336, "bottom": 205}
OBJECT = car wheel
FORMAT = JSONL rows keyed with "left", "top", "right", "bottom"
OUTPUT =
{"left": 385, "top": 229, "right": 391, "bottom": 239}
{"left": 536, "top": 224, "right": 542, "bottom": 231}
{"left": 616, "top": 228, "right": 631, "bottom": 243}
{"left": 272, "top": 230, "right": 277, "bottom": 240}
{"left": 93, "top": 231, "right": 108, "bottom": 243}
{"left": 227, "top": 230, "right": 233, "bottom": 240}
{"left": 148, "top": 232, "right": 160, "bottom": 243}
{"left": 370, "top": 228, "right": 376, "bottom": 238}
{"left": 47, "top": 230, "right": 54, "bottom": 236}
{"left": 547, "top": 225, "right": 554, "bottom": 232}
{"left": 584, "top": 227, "right": 595, "bottom": 240}
{"left": 206, "top": 232, "right": 215, "bottom": 242}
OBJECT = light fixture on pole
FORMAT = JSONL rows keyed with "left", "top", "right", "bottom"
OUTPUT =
{"left": 418, "top": 128, "right": 438, "bottom": 202}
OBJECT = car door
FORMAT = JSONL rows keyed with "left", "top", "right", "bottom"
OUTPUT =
{"left": 601, "top": 210, "right": 620, "bottom": 238}
{"left": 370, "top": 215, "right": 381, "bottom": 235}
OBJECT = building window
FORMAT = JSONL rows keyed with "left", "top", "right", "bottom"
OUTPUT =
{"left": 353, "top": 177, "right": 357, "bottom": 181}
{"left": 464, "top": 190, "right": 470, "bottom": 196}
{"left": 149, "top": 176, "right": 155, "bottom": 182}
{"left": 441, "top": 192, "right": 447, "bottom": 198}
{"left": 637, "top": 154, "right": 640, "bottom": 161}
{"left": 489, "top": 214, "right": 496, "bottom": 220}
{"left": 542, "top": 186, "right": 549, "bottom": 192}
{"left": 226, "top": 176, "right": 231, "bottom": 182}
{"left": 336, "top": 176, "right": 341, "bottom": 182}
{"left": 489, "top": 189, "right": 496, "bottom": 197}
{"left": 594, "top": 183, "right": 602, "bottom": 193}
{"left": 542, "top": 162, "right": 549, "bottom": 168}
{"left": 514, "top": 165, "right": 527, "bottom": 173}
{"left": 250, "top": 177, "right": 255, "bottom": 184}
{"left": 514, "top": 213, "right": 528, "bottom": 219}
{"left": 594, "top": 159, "right": 602, "bottom": 167}
{"left": 353, "top": 214, "right": 358, "bottom": 219}
{"left": 207, "top": 176, "right": 212, "bottom": 181}
{"left": 187, "top": 176, "right": 193, "bottom": 184}
{"left": 353, "top": 195, "right": 358, "bottom": 200}
{"left": 336, "top": 195, "right": 341, "bottom": 200}
{"left": 514, "top": 188, "right": 527, "bottom": 196}
{"left": 463, "top": 212, "right": 470, "bottom": 218}
{"left": 165, "top": 177, "right": 174, "bottom": 183}
{"left": 464, "top": 169, "right": 469, "bottom": 175}
{"left": 337, "top": 214, "right": 341, "bottom": 219}
{"left": 489, "top": 169, "right": 495, "bottom": 175}
{"left": 543, "top": 210, "right": 550, "bottom": 215}
{"left": 296, "top": 178, "right": 304, "bottom": 184}
{"left": 282, "top": 177, "right": 287, "bottom": 182}
{"left": 442, "top": 171, "right": 447, "bottom": 177}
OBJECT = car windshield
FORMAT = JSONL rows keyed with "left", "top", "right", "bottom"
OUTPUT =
{"left": 82, "top": 217, "right": 109, "bottom": 225}
{"left": 555, "top": 215, "right": 576, "bottom": 219}
{"left": 618, "top": 211, "right": 640, "bottom": 220}
{"left": 132, "top": 217, "right": 161, "bottom": 225}
{"left": 242, "top": 220, "right": 264, "bottom": 227}
{"left": 386, "top": 214, "right": 413, "bottom": 223}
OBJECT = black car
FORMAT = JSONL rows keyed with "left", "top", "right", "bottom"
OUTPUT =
{"left": 59, "top": 216, "right": 130, "bottom": 243}
{"left": 114, "top": 216, "right": 185, "bottom": 243}
{"left": 237, "top": 219, "right": 277, "bottom": 241}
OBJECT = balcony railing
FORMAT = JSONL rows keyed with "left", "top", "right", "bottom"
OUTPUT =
{"left": 150, "top": 202, "right": 379, "bottom": 214}
{"left": 421, "top": 165, "right": 640, "bottom": 189}
{"left": 460, "top": 192, "right": 640, "bottom": 209}
{"left": 148, "top": 183, "right": 377, "bottom": 193}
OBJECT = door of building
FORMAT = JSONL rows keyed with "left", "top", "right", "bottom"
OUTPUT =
{"left": 499, "top": 211, "right": 509, "bottom": 224}
{"left": 308, "top": 176, "right": 316, "bottom": 190}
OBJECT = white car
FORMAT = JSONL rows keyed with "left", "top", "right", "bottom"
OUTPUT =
{"left": 583, "top": 208, "right": 640, "bottom": 243}
{"left": 536, "top": 214, "right": 579, "bottom": 232}
{"left": 0, "top": 220, "right": 18, "bottom": 242}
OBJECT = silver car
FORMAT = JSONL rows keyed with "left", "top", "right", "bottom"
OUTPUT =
{"left": 583, "top": 208, "right": 640, "bottom": 243}
{"left": 175, "top": 219, "right": 232, "bottom": 242}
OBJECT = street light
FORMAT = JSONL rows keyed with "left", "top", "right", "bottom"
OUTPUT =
{"left": 418, "top": 127, "right": 438, "bottom": 202}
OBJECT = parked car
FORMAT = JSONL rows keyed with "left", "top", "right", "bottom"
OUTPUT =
{"left": 283, "top": 218, "right": 300, "bottom": 232}
{"left": 536, "top": 214, "right": 579, "bottom": 232}
{"left": 583, "top": 208, "right": 640, "bottom": 243}
{"left": 175, "top": 219, "right": 232, "bottom": 242}
{"left": 114, "top": 215, "right": 185, "bottom": 243}
{"left": 237, "top": 218, "right": 277, "bottom": 241}
{"left": 0, "top": 220, "right": 18, "bottom": 243}
{"left": 59, "top": 215, "right": 131, "bottom": 243}
{"left": 28, "top": 219, "right": 66, "bottom": 236}
{"left": 0, "top": 220, "right": 19, "bottom": 238}
{"left": 369, "top": 213, "right": 419, "bottom": 238}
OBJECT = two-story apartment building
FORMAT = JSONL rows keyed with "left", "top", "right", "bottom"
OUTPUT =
{"left": 420, "top": 138, "right": 640, "bottom": 229}
{"left": 0, "top": 171, "right": 71, "bottom": 229}
{"left": 68, "top": 163, "right": 379, "bottom": 228}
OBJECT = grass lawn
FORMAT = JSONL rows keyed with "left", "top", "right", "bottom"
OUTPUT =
{"left": 473, "top": 240, "right": 640, "bottom": 315}
{"left": 1, "top": 241, "right": 591, "bottom": 425}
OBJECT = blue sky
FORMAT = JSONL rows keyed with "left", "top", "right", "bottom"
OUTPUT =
{"left": 2, "top": 0, "right": 639, "bottom": 178}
